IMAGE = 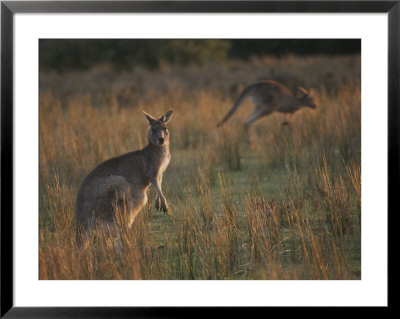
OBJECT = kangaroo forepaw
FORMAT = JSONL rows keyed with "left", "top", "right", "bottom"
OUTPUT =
{"left": 161, "top": 201, "right": 168, "bottom": 213}
{"left": 155, "top": 197, "right": 161, "bottom": 211}
{"left": 155, "top": 198, "right": 168, "bottom": 213}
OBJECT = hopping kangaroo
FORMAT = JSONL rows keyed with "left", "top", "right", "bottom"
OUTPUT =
{"left": 75, "top": 110, "right": 173, "bottom": 247}
{"left": 216, "top": 80, "right": 318, "bottom": 128}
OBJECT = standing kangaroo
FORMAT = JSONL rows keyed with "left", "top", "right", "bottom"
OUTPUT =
{"left": 75, "top": 110, "right": 173, "bottom": 247}
{"left": 216, "top": 80, "right": 318, "bottom": 128}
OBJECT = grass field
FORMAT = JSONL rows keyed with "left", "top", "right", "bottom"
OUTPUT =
{"left": 39, "top": 54, "right": 361, "bottom": 280}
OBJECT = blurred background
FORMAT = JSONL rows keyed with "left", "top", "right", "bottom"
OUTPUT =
{"left": 39, "top": 39, "right": 360, "bottom": 113}
{"left": 40, "top": 39, "right": 360, "bottom": 71}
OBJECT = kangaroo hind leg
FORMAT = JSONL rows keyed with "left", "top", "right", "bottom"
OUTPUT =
{"left": 244, "top": 105, "right": 272, "bottom": 129}
{"left": 127, "top": 190, "right": 148, "bottom": 228}
{"left": 102, "top": 176, "right": 134, "bottom": 223}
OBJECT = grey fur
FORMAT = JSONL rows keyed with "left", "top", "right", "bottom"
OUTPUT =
{"left": 75, "top": 110, "right": 173, "bottom": 247}
{"left": 216, "top": 80, "right": 318, "bottom": 128}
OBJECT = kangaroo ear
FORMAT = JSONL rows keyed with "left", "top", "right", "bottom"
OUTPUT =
{"left": 159, "top": 110, "right": 173, "bottom": 123}
{"left": 143, "top": 111, "right": 157, "bottom": 125}
{"left": 297, "top": 87, "right": 309, "bottom": 97}
{"left": 297, "top": 87, "right": 308, "bottom": 95}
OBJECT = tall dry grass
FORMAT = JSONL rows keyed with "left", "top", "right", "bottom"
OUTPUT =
{"left": 39, "top": 55, "right": 361, "bottom": 279}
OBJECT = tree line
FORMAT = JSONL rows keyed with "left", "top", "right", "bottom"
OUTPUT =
{"left": 40, "top": 39, "right": 361, "bottom": 71}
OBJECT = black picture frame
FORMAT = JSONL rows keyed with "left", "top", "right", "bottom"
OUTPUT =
{"left": 1, "top": 1, "right": 395, "bottom": 317}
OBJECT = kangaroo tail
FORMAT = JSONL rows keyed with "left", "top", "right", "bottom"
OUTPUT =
{"left": 217, "top": 84, "right": 254, "bottom": 128}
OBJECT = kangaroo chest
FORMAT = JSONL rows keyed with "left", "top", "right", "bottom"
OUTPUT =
{"left": 146, "top": 148, "right": 171, "bottom": 178}
{"left": 158, "top": 153, "right": 171, "bottom": 175}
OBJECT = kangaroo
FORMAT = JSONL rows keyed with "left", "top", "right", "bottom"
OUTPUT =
{"left": 216, "top": 80, "right": 318, "bottom": 129}
{"left": 75, "top": 110, "right": 173, "bottom": 248}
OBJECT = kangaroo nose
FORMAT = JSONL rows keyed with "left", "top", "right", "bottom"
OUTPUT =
{"left": 158, "top": 137, "right": 165, "bottom": 144}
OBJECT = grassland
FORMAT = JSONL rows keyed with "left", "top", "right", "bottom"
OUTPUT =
{"left": 39, "top": 54, "right": 361, "bottom": 280}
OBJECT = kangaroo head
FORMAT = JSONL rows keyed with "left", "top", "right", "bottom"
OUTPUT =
{"left": 143, "top": 110, "right": 173, "bottom": 146}
{"left": 297, "top": 87, "right": 318, "bottom": 110}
